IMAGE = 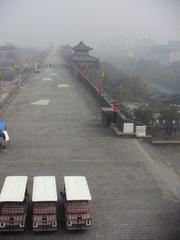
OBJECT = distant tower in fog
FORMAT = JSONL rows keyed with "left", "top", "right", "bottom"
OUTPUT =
{"left": 70, "top": 41, "right": 100, "bottom": 84}
{"left": 71, "top": 41, "right": 99, "bottom": 71}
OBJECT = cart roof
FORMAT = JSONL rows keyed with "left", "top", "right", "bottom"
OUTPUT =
{"left": 0, "top": 121, "right": 6, "bottom": 132}
{"left": 32, "top": 176, "right": 57, "bottom": 202}
{"left": 0, "top": 176, "right": 28, "bottom": 202}
{"left": 64, "top": 176, "right": 92, "bottom": 201}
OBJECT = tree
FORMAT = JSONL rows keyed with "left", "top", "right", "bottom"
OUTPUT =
{"left": 101, "top": 61, "right": 149, "bottom": 101}
{"left": 134, "top": 107, "right": 153, "bottom": 124}
{"left": 159, "top": 107, "right": 179, "bottom": 122}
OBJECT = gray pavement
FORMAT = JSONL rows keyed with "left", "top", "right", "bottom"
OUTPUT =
{"left": 0, "top": 51, "right": 180, "bottom": 240}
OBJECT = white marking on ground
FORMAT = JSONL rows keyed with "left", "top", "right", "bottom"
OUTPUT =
{"left": 49, "top": 73, "right": 58, "bottom": 76}
{"left": 58, "top": 84, "right": 71, "bottom": 88}
{"left": 31, "top": 99, "right": 50, "bottom": 106}
{"left": 42, "top": 78, "right": 53, "bottom": 81}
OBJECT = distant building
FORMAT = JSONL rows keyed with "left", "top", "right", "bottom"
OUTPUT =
{"left": 132, "top": 39, "right": 180, "bottom": 64}
{"left": 49, "top": 42, "right": 54, "bottom": 49}
{"left": 60, "top": 44, "right": 74, "bottom": 59}
{"left": 71, "top": 41, "right": 99, "bottom": 70}
{"left": 0, "top": 44, "right": 17, "bottom": 66}
{"left": 0, "top": 44, "right": 17, "bottom": 81}
{"left": 152, "top": 41, "right": 180, "bottom": 64}
{"left": 132, "top": 38, "right": 157, "bottom": 60}
{"left": 149, "top": 94, "right": 172, "bottom": 110}
{"left": 70, "top": 41, "right": 100, "bottom": 84}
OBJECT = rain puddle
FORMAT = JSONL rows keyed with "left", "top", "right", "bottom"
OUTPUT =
{"left": 31, "top": 99, "right": 50, "bottom": 106}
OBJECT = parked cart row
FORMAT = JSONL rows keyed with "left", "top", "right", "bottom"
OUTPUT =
{"left": 0, "top": 176, "right": 92, "bottom": 232}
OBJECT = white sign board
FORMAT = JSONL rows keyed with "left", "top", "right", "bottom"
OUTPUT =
{"left": 136, "top": 126, "right": 146, "bottom": 137}
{"left": 123, "top": 123, "right": 134, "bottom": 133}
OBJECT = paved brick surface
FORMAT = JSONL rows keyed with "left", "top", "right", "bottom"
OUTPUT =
{"left": 0, "top": 52, "right": 180, "bottom": 240}
{"left": 139, "top": 141, "right": 180, "bottom": 176}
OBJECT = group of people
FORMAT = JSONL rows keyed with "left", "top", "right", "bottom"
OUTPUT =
{"left": 149, "top": 119, "right": 178, "bottom": 127}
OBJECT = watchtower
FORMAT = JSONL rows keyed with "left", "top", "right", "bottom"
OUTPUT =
{"left": 71, "top": 41, "right": 99, "bottom": 72}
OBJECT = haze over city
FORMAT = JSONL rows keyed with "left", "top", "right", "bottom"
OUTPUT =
{"left": 0, "top": 0, "right": 180, "bottom": 48}
{"left": 1, "top": 0, "right": 180, "bottom": 239}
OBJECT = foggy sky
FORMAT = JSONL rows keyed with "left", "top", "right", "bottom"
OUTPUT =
{"left": 0, "top": 0, "right": 180, "bottom": 48}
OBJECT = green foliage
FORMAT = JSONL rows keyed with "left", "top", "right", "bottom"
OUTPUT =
{"left": 171, "top": 94, "right": 180, "bottom": 104}
{"left": 133, "top": 107, "right": 153, "bottom": 124}
{"left": 124, "top": 59, "right": 178, "bottom": 90}
{"left": 101, "top": 62, "right": 149, "bottom": 101}
{"left": 101, "top": 55, "right": 180, "bottom": 93}
{"left": 159, "top": 107, "right": 179, "bottom": 122}
{"left": 133, "top": 107, "right": 179, "bottom": 124}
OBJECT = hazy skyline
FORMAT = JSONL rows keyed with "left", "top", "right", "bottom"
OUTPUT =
{"left": 0, "top": 0, "right": 180, "bottom": 48}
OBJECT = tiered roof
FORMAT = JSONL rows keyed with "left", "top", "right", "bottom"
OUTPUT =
{"left": 71, "top": 41, "right": 99, "bottom": 63}
{"left": 73, "top": 41, "right": 92, "bottom": 52}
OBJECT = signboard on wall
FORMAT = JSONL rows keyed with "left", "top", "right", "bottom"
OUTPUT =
{"left": 136, "top": 126, "right": 146, "bottom": 137}
{"left": 123, "top": 123, "right": 134, "bottom": 133}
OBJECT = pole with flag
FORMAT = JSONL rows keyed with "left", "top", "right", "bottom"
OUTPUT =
{"left": 99, "top": 71, "right": 105, "bottom": 95}
{"left": 118, "top": 85, "right": 124, "bottom": 110}
{"left": 0, "top": 69, "right": 4, "bottom": 100}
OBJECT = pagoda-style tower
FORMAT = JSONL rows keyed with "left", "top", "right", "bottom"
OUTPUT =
{"left": 71, "top": 41, "right": 99, "bottom": 72}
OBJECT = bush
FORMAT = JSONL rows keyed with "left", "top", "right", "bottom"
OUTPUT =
{"left": 134, "top": 107, "right": 153, "bottom": 124}
{"left": 159, "top": 107, "right": 179, "bottom": 122}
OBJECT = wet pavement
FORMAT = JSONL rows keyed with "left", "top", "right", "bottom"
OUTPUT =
{"left": 0, "top": 51, "right": 180, "bottom": 240}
